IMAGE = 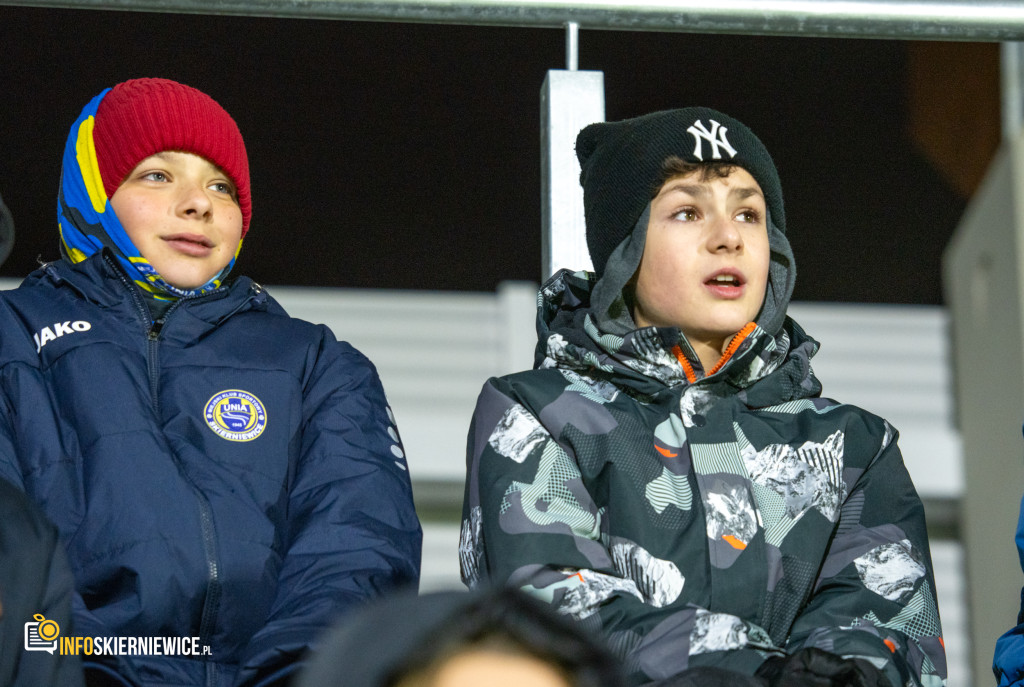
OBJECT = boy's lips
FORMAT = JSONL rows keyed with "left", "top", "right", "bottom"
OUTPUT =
{"left": 704, "top": 269, "right": 746, "bottom": 299}
{"left": 163, "top": 233, "right": 214, "bottom": 257}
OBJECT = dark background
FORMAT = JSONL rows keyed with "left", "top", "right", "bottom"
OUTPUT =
{"left": 0, "top": 7, "right": 1001, "bottom": 303}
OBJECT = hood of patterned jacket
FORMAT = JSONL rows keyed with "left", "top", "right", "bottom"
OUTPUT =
{"left": 532, "top": 269, "right": 823, "bottom": 409}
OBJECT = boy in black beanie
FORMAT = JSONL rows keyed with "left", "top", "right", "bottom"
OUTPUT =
{"left": 460, "top": 108, "right": 945, "bottom": 686}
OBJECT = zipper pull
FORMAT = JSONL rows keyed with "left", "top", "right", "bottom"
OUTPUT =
{"left": 149, "top": 320, "right": 164, "bottom": 340}
{"left": 249, "top": 281, "right": 268, "bottom": 307}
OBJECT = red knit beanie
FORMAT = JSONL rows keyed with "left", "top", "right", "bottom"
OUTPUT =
{"left": 93, "top": 78, "right": 252, "bottom": 236}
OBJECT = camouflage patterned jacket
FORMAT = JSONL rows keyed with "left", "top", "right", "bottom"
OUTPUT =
{"left": 460, "top": 270, "right": 946, "bottom": 686}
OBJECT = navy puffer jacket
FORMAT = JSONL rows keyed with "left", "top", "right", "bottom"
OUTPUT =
{"left": 0, "top": 251, "right": 422, "bottom": 686}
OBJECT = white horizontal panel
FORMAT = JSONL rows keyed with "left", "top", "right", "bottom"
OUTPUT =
{"left": 892, "top": 424, "right": 963, "bottom": 498}
{"left": 815, "top": 390, "right": 952, "bottom": 426}
{"left": 269, "top": 288, "right": 503, "bottom": 337}
{"left": 330, "top": 321, "right": 505, "bottom": 349}
{"left": 302, "top": 318, "right": 506, "bottom": 349}
{"left": 790, "top": 304, "right": 949, "bottom": 356}
{"left": 269, "top": 285, "right": 499, "bottom": 311}
{"left": 391, "top": 409, "right": 475, "bottom": 481}
{"left": 812, "top": 358, "right": 951, "bottom": 385}
{"left": 377, "top": 373, "right": 494, "bottom": 405}
{"left": 929, "top": 541, "right": 968, "bottom": 687}
{"left": 420, "top": 522, "right": 464, "bottom": 593}
{"left": 789, "top": 301, "right": 947, "bottom": 326}
{"left": 789, "top": 303, "right": 960, "bottom": 500}
{"left": 371, "top": 356, "right": 504, "bottom": 380}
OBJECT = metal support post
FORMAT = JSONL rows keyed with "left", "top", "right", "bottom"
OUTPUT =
{"left": 1003, "top": 42, "right": 1024, "bottom": 141}
{"left": 566, "top": 20, "right": 579, "bottom": 71}
{"left": 540, "top": 23, "right": 605, "bottom": 279}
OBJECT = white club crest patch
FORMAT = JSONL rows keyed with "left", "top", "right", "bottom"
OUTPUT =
{"left": 204, "top": 390, "right": 267, "bottom": 442}
{"left": 687, "top": 119, "right": 737, "bottom": 161}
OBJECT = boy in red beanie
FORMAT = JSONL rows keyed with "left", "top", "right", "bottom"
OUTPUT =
{"left": 0, "top": 78, "right": 421, "bottom": 687}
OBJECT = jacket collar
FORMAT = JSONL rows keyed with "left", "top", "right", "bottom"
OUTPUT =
{"left": 536, "top": 269, "right": 821, "bottom": 404}
{"left": 32, "top": 250, "right": 266, "bottom": 343}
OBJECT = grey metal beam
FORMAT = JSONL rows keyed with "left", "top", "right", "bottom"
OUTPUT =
{"left": 3, "top": 0, "right": 1024, "bottom": 42}
{"left": 1004, "top": 42, "right": 1024, "bottom": 139}
{"left": 541, "top": 69, "right": 604, "bottom": 278}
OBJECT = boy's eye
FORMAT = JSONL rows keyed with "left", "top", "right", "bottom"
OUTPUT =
{"left": 736, "top": 209, "right": 761, "bottom": 223}
{"left": 209, "top": 182, "right": 234, "bottom": 195}
{"left": 672, "top": 208, "right": 699, "bottom": 222}
{"left": 142, "top": 171, "right": 168, "bottom": 182}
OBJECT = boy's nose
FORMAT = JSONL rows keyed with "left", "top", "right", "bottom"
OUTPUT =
{"left": 707, "top": 215, "right": 743, "bottom": 252}
{"left": 178, "top": 183, "right": 213, "bottom": 219}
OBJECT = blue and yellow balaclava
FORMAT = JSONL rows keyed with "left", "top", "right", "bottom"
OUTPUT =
{"left": 57, "top": 77, "right": 251, "bottom": 301}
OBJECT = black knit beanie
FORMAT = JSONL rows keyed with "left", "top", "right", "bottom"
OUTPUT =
{"left": 577, "top": 107, "right": 785, "bottom": 277}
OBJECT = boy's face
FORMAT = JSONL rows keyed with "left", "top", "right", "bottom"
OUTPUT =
{"left": 633, "top": 167, "right": 770, "bottom": 352}
{"left": 110, "top": 151, "right": 243, "bottom": 290}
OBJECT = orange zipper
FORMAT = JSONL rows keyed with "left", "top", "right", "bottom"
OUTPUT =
{"left": 708, "top": 322, "right": 757, "bottom": 376}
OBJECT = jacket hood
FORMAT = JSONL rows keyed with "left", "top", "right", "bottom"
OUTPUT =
{"left": 535, "top": 269, "right": 821, "bottom": 406}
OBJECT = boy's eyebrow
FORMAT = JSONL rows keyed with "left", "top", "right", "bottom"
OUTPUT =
{"left": 660, "top": 182, "right": 709, "bottom": 198}
{"left": 729, "top": 186, "right": 764, "bottom": 201}
{"left": 659, "top": 182, "right": 765, "bottom": 201}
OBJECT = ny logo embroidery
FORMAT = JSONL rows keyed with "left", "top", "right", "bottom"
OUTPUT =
{"left": 687, "top": 119, "right": 737, "bottom": 161}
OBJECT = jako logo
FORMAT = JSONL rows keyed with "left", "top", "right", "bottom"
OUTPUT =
{"left": 34, "top": 321, "right": 91, "bottom": 353}
{"left": 687, "top": 119, "right": 737, "bottom": 161}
